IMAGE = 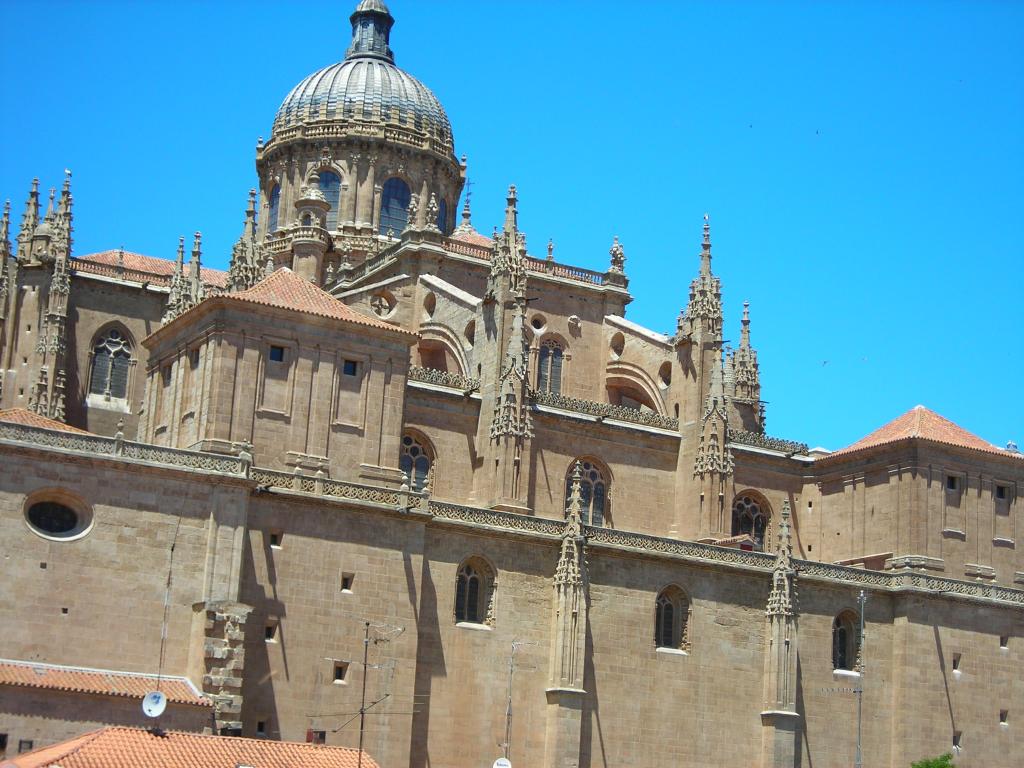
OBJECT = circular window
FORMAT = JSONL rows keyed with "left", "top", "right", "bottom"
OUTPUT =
{"left": 531, "top": 315, "right": 546, "bottom": 332}
{"left": 610, "top": 332, "right": 625, "bottom": 358}
{"left": 658, "top": 361, "right": 672, "bottom": 388}
{"left": 423, "top": 292, "right": 436, "bottom": 320}
{"left": 24, "top": 496, "right": 92, "bottom": 541}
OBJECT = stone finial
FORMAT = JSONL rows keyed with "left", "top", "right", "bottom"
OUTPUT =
{"left": 504, "top": 184, "right": 518, "bottom": 233}
{"left": 547, "top": 238, "right": 554, "bottom": 262}
{"left": 405, "top": 194, "right": 419, "bottom": 232}
{"left": 426, "top": 193, "right": 441, "bottom": 232}
{"left": 565, "top": 462, "right": 584, "bottom": 529}
{"left": 264, "top": 253, "right": 275, "bottom": 277}
{"left": 608, "top": 235, "right": 625, "bottom": 273}
{"left": 766, "top": 499, "right": 797, "bottom": 617}
{"left": 741, "top": 301, "right": 751, "bottom": 347}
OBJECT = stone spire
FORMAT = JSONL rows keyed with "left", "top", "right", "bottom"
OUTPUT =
{"left": 544, "top": 461, "right": 590, "bottom": 766}
{"left": 163, "top": 236, "right": 188, "bottom": 323}
{"left": 490, "top": 302, "right": 533, "bottom": 441}
{"left": 0, "top": 200, "right": 10, "bottom": 284}
{"left": 760, "top": 499, "right": 800, "bottom": 767}
{"left": 766, "top": 501, "right": 796, "bottom": 617}
{"left": 678, "top": 215, "right": 723, "bottom": 341}
{"left": 453, "top": 181, "right": 475, "bottom": 235}
{"left": 693, "top": 354, "right": 734, "bottom": 479}
{"left": 487, "top": 185, "right": 528, "bottom": 299}
{"left": 28, "top": 172, "right": 74, "bottom": 422}
{"left": 227, "top": 189, "right": 265, "bottom": 292}
{"left": 186, "top": 231, "right": 206, "bottom": 308}
{"left": 729, "top": 300, "right": 761, "bottom": 403}
{"left": 425, "top": 193, "right": 441, "bottom": 233}
{"left": 15, "top": 178, "right": 39, "bottom": 263}
{"left": 693, "top": 351, "right": 734, "bottom": 540}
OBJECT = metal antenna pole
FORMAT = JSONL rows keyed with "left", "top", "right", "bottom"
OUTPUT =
{"left": 358, "top": 621, "right": 370, "bottom": 768}
{"left": 854, "top": 589, "right": 866, "bottom": 768}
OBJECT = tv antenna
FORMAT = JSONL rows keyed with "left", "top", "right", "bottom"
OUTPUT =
{"left": 496, "top": 639, "right": 536, "bottom": 764}
{"left": 143, "top": 497, "right": 186, "bottom": 732}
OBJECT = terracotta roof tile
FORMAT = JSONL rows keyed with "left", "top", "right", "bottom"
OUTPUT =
{"left": 0, "top": 409, "right": 91, "bottom": 434}
{"left": 0, "top": 659, "right": 208, "bottom": 707}
{"left": 5, "top": 726, "right": 381, "bottom": 768}
{"left": 223, "top": 267, "right": 414, "bottom": 335}
{"left": 827, "top": 405, "right": 1020, "bottom": 460}
{"left": 74, "top": 250, "right": 228, "bottom": 289}
{"left": 448, "top": 229, "right": 493, "bottom": 248}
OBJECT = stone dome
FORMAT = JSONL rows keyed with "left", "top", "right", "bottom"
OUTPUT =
{"left": 271, "top": 0, "right": 454, "bottom": 153}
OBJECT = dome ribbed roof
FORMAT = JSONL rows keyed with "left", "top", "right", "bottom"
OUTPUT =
{"left": 271, "top": 1, "right": 453, "bottom": 152}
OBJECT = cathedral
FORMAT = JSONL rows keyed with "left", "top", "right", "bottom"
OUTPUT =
{"left": 0, "top": 2, "right": 1021, "bottom": 767}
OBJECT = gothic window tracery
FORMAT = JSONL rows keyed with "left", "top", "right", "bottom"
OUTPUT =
{"left": 537, "top": 339, "right": 564, "bottom": 395}
{"left": 655, "top": 586, "right": 690, "bottom": 651}
{"left": 454, "top": 557, "right": 495, "bottom": 626}
{"left": 268, "top": 185, "right": 280, "bottom": 232}
{"left": 379, "top": 177, "right": 411, "bottom": 235}
{"left": 565, "top": 459, "right": 608, "bottom": 527}
{"left": 832, "top": 611, "right": 860, "bottom": 671}
{"left": 89, "top": 328, "right": 133, "bottom": 401}
{"left": 399, "top": 433, "right": 433, "bottom": 491}
{"left": 732, "top": 493, "right": 770, "bottom": 550}
{"left": 318, "top": 171, "right": 341, "bottom": 230}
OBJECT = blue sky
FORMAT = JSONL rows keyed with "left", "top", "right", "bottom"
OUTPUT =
{"left": 1, "top": 1, "right": 1021, "bottom": 451}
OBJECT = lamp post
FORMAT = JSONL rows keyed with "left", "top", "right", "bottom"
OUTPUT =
{"left": 854, "top": 589, "right": 866, "bottom": 768}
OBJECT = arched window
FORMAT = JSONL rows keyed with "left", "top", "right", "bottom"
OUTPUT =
{"left": 454, "top": 557, "right": 495, "bottom": 626}
{"left": 267, "top": 185, "right": 280, "bottom": 233}
{"left": 565, "top": 459, "right": 608, "bottom": 527}
{"left": 537, "top": 339, "right": 564, "bottom": 394}
{"left": 89, "top": 328, "right": 132, "bottom": 401}
{"left": 436, "top": 198, "right": 448, "bottom": 234}
{"left": 732, "top": 493, "right": 770, "bottom": 550}
{"left": 318, "top": 171, "right": 341, "bottom": 230}
{"left": 379, "top": 177, "right": 411, "bottom": 235}
{"left": 832, "top": 611, "right": 860, "bottom": 671}
{"left": 399, "top": 433, "right": 432, "bottom": 492}
{"left": 655, "top": 586, "right": 690, "bottom": 651}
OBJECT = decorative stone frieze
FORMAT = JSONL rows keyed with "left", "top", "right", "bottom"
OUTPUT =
{"left": 730, "top": 430, "right": 809, "bottom": 455}
{"left": 408, "top": 365, "right": 480, "bottom": 392}
{"left": 530, "top": 388, "right": 679, "bottom": 431}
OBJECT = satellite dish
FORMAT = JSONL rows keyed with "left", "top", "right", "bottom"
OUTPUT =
{"left": 142, "top": 691, "right": 167, "bottom": 718}
{"left": 493, "top": 759, "right": 512, "bottom": 768}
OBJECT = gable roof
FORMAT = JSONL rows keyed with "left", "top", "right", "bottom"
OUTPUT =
{"left": 0, "top": 659, "right": 207, "bottom": 707}
{"left": 74, "top": 251, "right": 229, "bottom": 289}
{"left": 5, "top": 727, "right": 381, "bottom": 768}
{"left": 827, "top": 405, "right": 1018, "bottom": 460}
{"left": 0, "top": 408, "right": 91, "bottom": 434}
{"left": 221, "top": 267, "right": 415, "bottom": 335}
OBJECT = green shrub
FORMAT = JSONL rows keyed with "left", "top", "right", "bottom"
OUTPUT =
{"left": 911, "top": 754, "right": 954, "bottom": 768}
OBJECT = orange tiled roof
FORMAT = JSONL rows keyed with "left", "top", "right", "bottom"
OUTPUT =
{"left": 0, "top": 659, "right": 208, "bottom": 707}
{"left": 223, "top": 267, "right": 415, "bottom": 335}
{"left": 5, "top": 727, "right": 381, "bottom": 768}
{"left": 74, "top": 250, "right": 229, "bottom": 289}
{"left": 449, "top": 228, "right": 493, "bottom": 248}
{"left": 827, "top": 405, "right": 1018, "bottom": 460}
{"left": 0, "top": 408, "right": 91, "bottom": 434}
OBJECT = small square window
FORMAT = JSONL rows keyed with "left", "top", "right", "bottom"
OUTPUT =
{"left": 946, "top": 475, "right": 959, "bottom": 492}
{"left": 308, "top": 729, "right": 326, "bottom": 745}
{"left": 995, "top": 484, "right": 1007, "bottom": 501}
{"left": 269, "top": 530, "right": 282, "bottom": 549}
{"left": 953, "top": 730, "right": 962, "bottom": 750}
{"left": 189, "top": 348, "right": 200, "bottom": 368}
{"left": 952, "top": 652, "right": 961, "bottom": 671}
{"left": 256, "top": 720, "right": 267, "bottom": 737}
{"left": 269, "top": 345, "right": 286, "bottom": 363}
{"left": 333, "top": 661, "right": 349, "bottom": 683}
{"left": 341, "top": 573, "right": 354, "bottom": 592}
{"left": 219, "top": 727, "right": 242, "bottom": 737}
{"left": 18, "top": 740, "right": 33, "bottom": 754}
{"left": 1000, "top": 709, "right": 1008, "bottom": 725}
{"left": 265, "top": 622, "right": 278, "bottom": 642}
{"left": 343, "top": 359, "right": 358, "bottom": 376}
{"left": 1000, "top": 635, "right": 1009, "bottom": 649}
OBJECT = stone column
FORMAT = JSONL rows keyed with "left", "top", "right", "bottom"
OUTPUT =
{"left": 189, "top": 600, "right": 253, "bottom": 734}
